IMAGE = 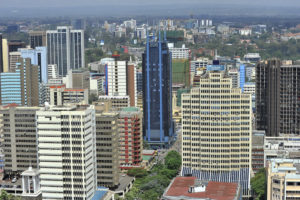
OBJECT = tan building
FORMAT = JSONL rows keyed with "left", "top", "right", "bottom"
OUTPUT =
{"left": 49, "top": 84, "right": 88, "bottom": 106}
{"left": 94, "top": 101, "right": 120, "bottom": 188}
{"left": 29, "top": 31, "right": 46, "bottom": 49}
{"left": 2, "top": 38, "right": 9, "bottom": 72}
{"left": 267, "top": 159, "right": 300, "bottom": 200}
{"left": 181, "top": 71, "right": 252, "bottom": 171}
{"left": 98, "top": 96, "right": 130, "bottom": 110}
{"left": 71, "top": 69, "right": 90, "bottom": 90}
{"left": 9, "top": 51, "right": 21, "bottom": 72}
{"left": 0, "top": 105, "right": 40, "bottom": 175}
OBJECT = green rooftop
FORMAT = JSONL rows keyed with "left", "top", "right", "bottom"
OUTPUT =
{"left": 122, "top": 107, "right": 140, "bottom": 112}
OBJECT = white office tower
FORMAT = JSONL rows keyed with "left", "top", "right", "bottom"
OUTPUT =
{"left": 167, "top": 43, "right": 190, "bottom": 59}
{"left": 106, "top": 61, "right": 127, "bottom": 96}
{"left": 46, "top": 26, "right": 85, "bottom": 77}
{"left": 48, "top": 64, "right": 58, "bottom": 79}
{"left": 37, "top": 105, "right": 97, "bottom": 200}
{"left": 181, "top": 71, "right": 252, "bottom": 197}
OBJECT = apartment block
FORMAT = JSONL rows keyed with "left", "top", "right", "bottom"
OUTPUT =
{"left": 118, "top": 107, "right": 143, "bottom": 168}
{"left": 36, "top": 105, "right": 97, "bottom": 200}
{"left": 0, "top": 105, "right": 40, "bottom": 174}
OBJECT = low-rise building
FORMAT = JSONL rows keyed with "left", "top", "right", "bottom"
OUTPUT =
{"left": 162, "top": 177, "right": 242, "bottom": 200}
{"left": 98, "top": 96, "right": 130, "bottom": 110}
{"left": 49, "top": 85, "right": 88, "bottom": 106}
{"left": 267, "top": 159, "right": 300, "bottom": 200}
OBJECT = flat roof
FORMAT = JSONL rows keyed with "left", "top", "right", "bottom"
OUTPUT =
{"left": 164, "top": 177, "right": 239, "bottom": 200}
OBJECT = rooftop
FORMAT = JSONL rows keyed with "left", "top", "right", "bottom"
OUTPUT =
{"left": 164, "top": 177, "right": 239, "bottom": 200}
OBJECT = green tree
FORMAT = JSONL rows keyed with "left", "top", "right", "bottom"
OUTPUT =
{"left": 165, "top": 151, "right": 181, "bottom": 170}
{"left": 0, "top": 190, "right": 20, "bottom": 200}
{"left": 251, "top": 168, "right": 266, "bottom": 200}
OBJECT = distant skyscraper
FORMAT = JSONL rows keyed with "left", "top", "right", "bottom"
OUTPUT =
{"left": 29, "top": 31, "right": 46, "bottom": 49}
{"left": 71, "top": 19, "right": 86, "bottom": 30}
{"left": 36, "top": 105, "right": 97, "bottom": 200}
{"left": 19, "top": 47, "right": 48, "bottom": 83}
{"left": 256, "top": 60, "right": 300, "bottom": 136}
{"left": 142, "top": 33, "right": 173, "bottom": 146}
{"left": 0, "top": 34, "right": 3, "bottom": 73}
{"left": 8, "top": 40, "right": 25, "bottom": 52}
{"left": 9, "top": 51, "right": 21, "bottom": 72}
{"left": 46, "top": 26, "right": 85, "bottom": 76}
{"left": 2, "top": 38, "right": 9, "bottom": 72}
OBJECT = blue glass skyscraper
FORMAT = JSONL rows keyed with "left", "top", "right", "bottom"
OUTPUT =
{"left": 240, "top": 64, "right": 245, "bottom": 92}
{"left": 142, "top": 32, "right": 173, "bottom": 147}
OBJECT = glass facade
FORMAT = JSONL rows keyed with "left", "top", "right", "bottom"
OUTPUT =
{"left": 142, "top": 34, "right": 173, "bottom": 146}
{"left": 0, "top": 70, "right": 22, "bottom": 105}
{"left": 47, "top": 27, "right": 84, "bottom": 77}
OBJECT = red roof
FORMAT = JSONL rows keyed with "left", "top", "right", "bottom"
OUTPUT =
{"left": 165, "top": 177, "right": 239, "bottom": 200}
{"left": 49, "top": 85, "right": 65, "bottom": 89}
{"left": 3, "top": 103, "right": 19, "bottom": 108}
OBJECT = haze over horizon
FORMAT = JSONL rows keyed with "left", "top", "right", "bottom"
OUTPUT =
{"left": 1, "top": 0, "right": 300, "bottom": 18}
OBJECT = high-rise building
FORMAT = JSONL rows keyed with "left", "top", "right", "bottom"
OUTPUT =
{"left": 94, "top": 102, "right": 120, "bottom": 188}
{"left": 127, "top": 64, "right": 137, "bottom": 106}
{"left": 36, "top": 105, "right": 97, "bottom": 200}
{"left": 105, "top": 60, "right": 127, "bottom": 96}
{"left": 0, "top": 34, "right": 3, "bottom": 73}
{"left": 8, "top": 40, "right": 25, "bottom": 52}
{"left": 19, "top": 47, "right": 48, "bottom": 83}
{"left": 181, "top": 70, "right": 252, "bottom": 197}
{"left": 2, "top": 38, "right": 9, "bottom": 72}
{"left": 0, "top": 105, "right": 40, "bottom": 175}
{"left": 256, "top": 60, "right": 300, "bottom": 136}
{"left": 29, "top": 31, "right": 46, "bottom": 49}
{"left": 239, "top": 64, "right": 245, "bottom": 92}
{"left": 118, "top": 107, "right": 143, "bottom": 168}
{"left": 46, "top": 26, "right": 85, "bottom": 76}
{"left": 142, "top": 34, "right": 173, "bottom": 146}
{"left": 136, "top": 71, "right": 143, "bottom": 92}
{"left": 0, "top": 58, "right": 40, "bottom": 106}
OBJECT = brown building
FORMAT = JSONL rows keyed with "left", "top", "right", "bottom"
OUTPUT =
{"left": 70, "top": 69, "right": 90, "bottom": 90}
{"left": 256, "top": 60, "right": 300, "bottom": 136}
{"left": 29, "top": 31, "right": 46, "bottom": 49}
{"left": 19, "top": 58, "right": 40, "bottom": 106}
{"left": 0, "top": 105, "right": 40, "bottom": 175}
{"left": 127, "top": 64, "right": 136, "bottom": 107}
{"left": 8, "top": 40, "right": 26, "bottom": 52}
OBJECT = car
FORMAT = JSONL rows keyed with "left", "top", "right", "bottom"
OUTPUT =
{"left": 12, "top": 178, "right": 17, "bottom": 183}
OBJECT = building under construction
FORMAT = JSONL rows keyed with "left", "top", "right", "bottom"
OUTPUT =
{"left": 172, "top": 59, "right": 190, "bottom": 87}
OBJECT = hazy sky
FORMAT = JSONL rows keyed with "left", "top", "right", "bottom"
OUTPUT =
{"left": 2, "top": 0, "right": 300, "bottom": 8}
{"left": 1, "top": 0, "right": 300, "bottom": 17}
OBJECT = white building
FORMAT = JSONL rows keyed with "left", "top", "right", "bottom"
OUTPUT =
{"left": 243, "top": 83, "right": 255, "bottom": 95}
{"left": 9, "top": 51, "right": 21, "bottom": 72}
{"left": 228, "top": 69, "right": 240, "bottom": 88}
{"left": 239, "top": 28, "right": 252, "bottom": 36}
{"left": 190, "top": 58, "right": 210, "bottom": 73}
{"left": 123, "top": 19, "right": 137, "bottom": 30}
{"left": 37, "top": 105, "right": 97, "bottom": 200}
{"left": 48, "top": 64, "right": 58, "bottom": 79}
{"left": 168, "top": 43, "right": 189, "bottom": 59}
{"left": 106, "top": 61, "right": 127, "bottom": 96}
